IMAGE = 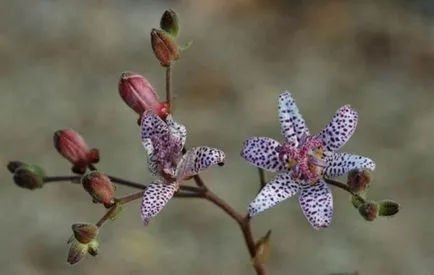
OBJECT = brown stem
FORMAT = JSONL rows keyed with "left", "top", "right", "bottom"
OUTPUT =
{"left": 95, "top": 205, "right": 119, "bottom": 228}
{"left": 166, "top": 65, "right": 172, "bottom": 113}
{"left": 324, "top": 178, "right": 366, "bottom": 203}
{"left": 44, "top": 174, "right": 201, "bottom": 195}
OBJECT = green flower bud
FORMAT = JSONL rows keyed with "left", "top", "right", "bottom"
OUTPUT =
{"left": 67, "top": 240, "right": 88, "bottom": 265}
{"left": 378, "top": 200, "right": 400, "bottom": 217}
{"left": 13, "top": 164, "right": 45, "bottom": 190}
{"left": 358, "top": 201, "right": 378, "bottom": 221}
{"left": 160, "top": 9, "right": 179, "bottom": 37}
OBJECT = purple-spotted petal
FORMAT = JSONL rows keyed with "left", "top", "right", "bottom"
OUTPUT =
{"left": 298, "top": 179, "right": 333, "bottom": 230}
{"left": 241, "top": 137, "right": 288, "bottom": 172}
{"left": 316, "top": 105, "right": 358, "bottom": 152}
{"left": 176, "top": 146, "right": 225, "bottom": 179}
{"left": 140, "top": 110, "right": 169, "bottom": 140}
{"left": 278, "top": 91, "right": 310, "bottom": 144}
{"left": 166, "top": 114, "right": 187, "bottom": 150}
{"left": 248, "top": 172, "right": 300, "bottom": 217}
{"left": 140, "top": 181, "right": 178, "bottom": 225}
{"left": 324, "top": 152, "right": 376, "bottom": 178}
{"left": 142, "top": 138, "right": 158, "bottom": 175}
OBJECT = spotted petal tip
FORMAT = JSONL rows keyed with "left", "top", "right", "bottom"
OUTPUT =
{"left": 176, "top": 146, "right": 225, "bottom": 180}
{"left": 248, "top": 173, "right": 299, "bottom": 217}
{"left": 317, "top": 105, "right": 358, "bottom": 152}
{"left": 140, "top": 181, "right": 178, "bottom": 225}
{"left": 298, "top": 179, "right": 333, "bottom": 230}
{"left": 241, "top": 137, "right": 287, "bottom": 172}
{"left": 278, "top": 90, "right": 310, "bottom": 144}
{"left": 324, "top": 152, "right": 376, "bottom": 178}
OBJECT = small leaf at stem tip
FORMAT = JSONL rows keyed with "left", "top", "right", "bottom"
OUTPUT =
{"left": 378, "top": 200, "right": 400, "bottom": 217}
{"left": 160, "top": 9, "right": 179, "bottom": 37}
{"left": 108, "top": 203, "right": 123, "bottom": 221}
{"left": 179, "top": 41, "right": 193, "bottom": 52}
{"left": 252, "top": 230, "right": 272, "bottom": 266}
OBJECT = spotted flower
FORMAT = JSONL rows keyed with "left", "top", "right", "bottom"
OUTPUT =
{"left": 241, "top": 91, "right": 375, "bottom": 229}
{"left": 140, "top": 111, "right": 225, "bottom": 224}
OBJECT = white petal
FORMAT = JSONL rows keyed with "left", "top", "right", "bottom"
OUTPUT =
{"left": 278, "top": 91, "right": 310, "bottom": 144}
{"left": 324, "top": 152, "right": 376, "bottom": 177}
{"left": 241, "top": 137, "right": 288, "bottom": 172}
{"left": 316, "top": 105, "right": 358, "bottom": 152}
{"left": 140, "top": 181, "right": 178, "bottom": 225}
{"left": 298, "top": 179, "right": 333, "bottom": 230}
{"left": 176, "top": 146, "right": 225, "bottom": 179}
{"left": 248, "top": 173, "right": 299, "bottom": 217}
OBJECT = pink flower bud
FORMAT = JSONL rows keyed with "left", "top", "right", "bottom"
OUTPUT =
{"left": 53, "top": 129, "right": 99, "bottom": 174}
{"left": 81, "top": 171, "right": 115, "bottom": 206}
{"left": 151, "top": 29, "right": 179, "bottom": 67}
{"left": 119, "top": 72, "right": 169, "bottom": 119}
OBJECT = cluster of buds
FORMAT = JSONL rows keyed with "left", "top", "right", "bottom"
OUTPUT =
{"left": 53, "top": 129, "right": 99, "bottom": 174}
{"left": 67, "top": 223, "right": 99, "bottom": 264}
{"left": 347, "top": 170, "right": 400, "bottom": 221}
{"left": 81, "top": 171, "right": 115, "bottom": 208}
{"left": 151, "top": 10, "right": 191, "bottom": 67}
{"left": 7, "top": 161, "right": 46, "bottom": 190}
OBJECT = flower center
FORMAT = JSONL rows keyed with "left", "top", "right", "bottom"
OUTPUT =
{"left": 150, "top": 134, "right": 182, "bottom": 179}
{"left": 278, "top": 136, "right": 326, "bottom": 184}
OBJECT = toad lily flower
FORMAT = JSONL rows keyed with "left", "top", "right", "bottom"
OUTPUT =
{"left": 139, "top": 111, "right": 225, "bottom": 224}
{"left": 241, "top": 91, "right": 375, "bottom": 229}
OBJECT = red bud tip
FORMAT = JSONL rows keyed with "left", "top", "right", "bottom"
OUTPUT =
{"left": 119, "top": 72, "right": 167, "bottom": 118}
{"left": 54, "top": 129, "right": 96, "bottom": 173}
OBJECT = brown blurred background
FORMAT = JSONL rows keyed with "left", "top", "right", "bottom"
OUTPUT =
{"left": 1, "top": 0, "right": 434, "bottom": 274}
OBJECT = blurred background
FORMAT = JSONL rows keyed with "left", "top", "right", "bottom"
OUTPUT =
{"left": 1, "top": 0, "right": 433, "bottom": 274}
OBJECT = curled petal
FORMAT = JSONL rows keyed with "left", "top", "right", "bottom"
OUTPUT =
{"left": 241, "top": 137, "right": 288, "bottom": 172}
{"left": 298, "top": 179, "right": 333, "bottom": 230}
{"left": 176, "top": 146, "right": 225, "bottom": 179}
{"left": 278, "top": 91, "right": 310, "bottom": 144}
{"left": 140, "top": 181, "right": 178, "bottom": 225}
{"left": 248, "top": 173, "right": 299, "bottom": 217}
{"left": 140, "top": 111, "right": 169, "bottom": 141}
{"left": 316, "top": 105, "right": 358, "bottom": 152}
{"left": 166, "top": 114, "right": 187, "bottom": 150}
{"left": 142, "top": 138, "right": 159, "bottom": 176}
{"left": 324, "top": 152, "right": 376, "bottom": 178}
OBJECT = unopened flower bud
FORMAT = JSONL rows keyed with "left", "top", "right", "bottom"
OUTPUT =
{"left": 160, "top": 9, "right": 179, "bottom": 37}
{"left": 358, "top": 201, "right": 378, "bottom": 221}
{"left": 151, "top": 29, "right": 179, "bottom": 67}
{"left": 253, "top": 230, "right": 272, "bottom": 266}
{"left": 347, "top": 169, "right": 372, "bottom": 192}
{"left": 118, "top": 72, "right": 169, "bottom": 119}
{"left": 54, "top": 129, "right": 99, "bottom": 174}
{"left": 81, "top": 171, "right": 115, "bottom": 206}
{"left": 7, "top": 161, "right": 25, "bottom": 173}
{"left": 378, "top": 200, "right": 400, "bottom": 217}
{"left": 13, "top": 164, "right": 45, "bottom": 190}
{"left": 67, "top": 240, "right": 87, "bottom": 265}
{"left": 72, "top": 223, "right": 98, "bottom": 244}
